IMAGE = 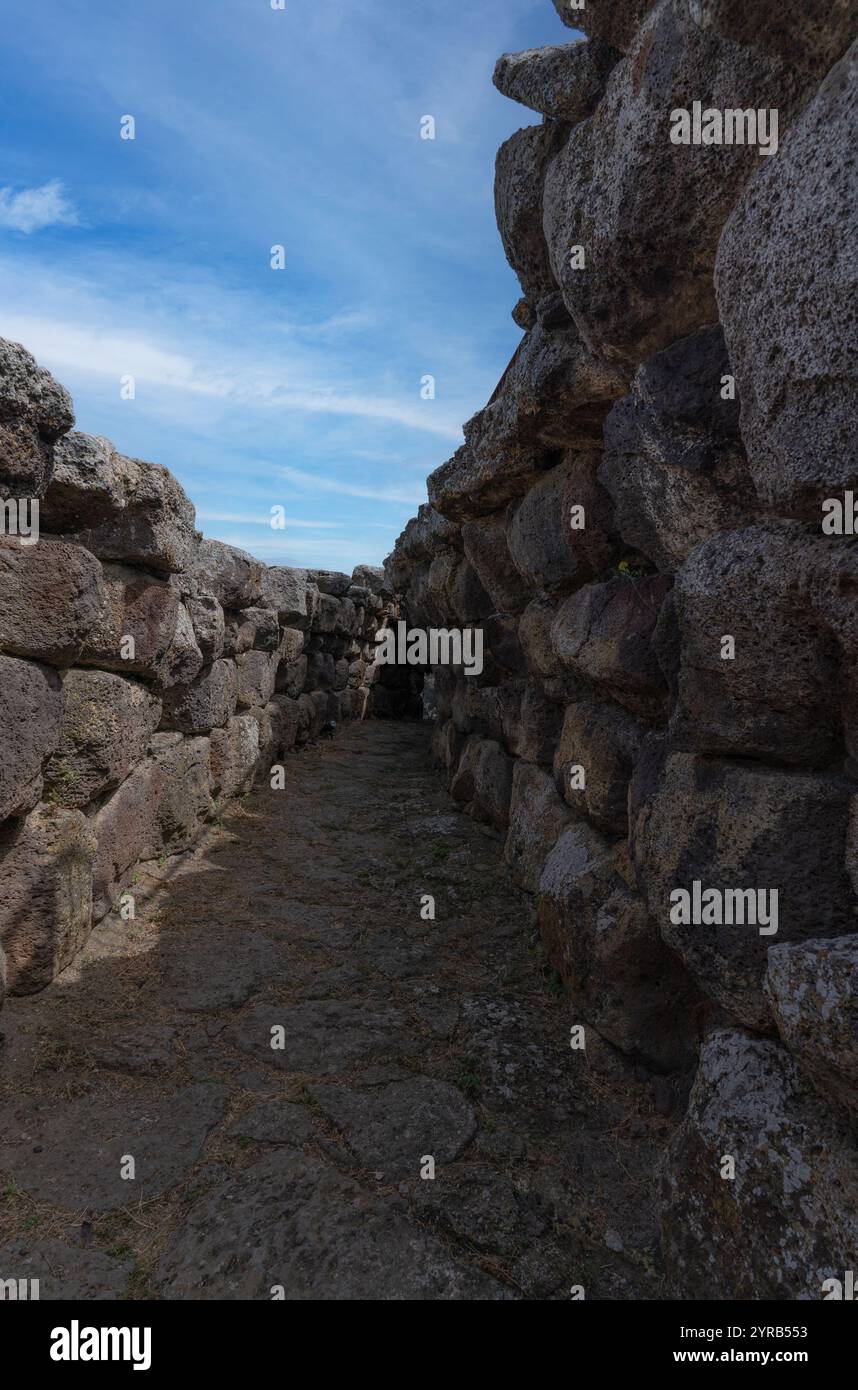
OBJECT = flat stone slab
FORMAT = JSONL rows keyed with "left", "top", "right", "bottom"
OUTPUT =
{"left": 412, "top": 1163, "right": 526, "bottom": 1257}
{"left": 157, "top": 927, "right": 284, "bottom": 1012}
{"left": 309, "top": 1078, "right": 477, "bottom": 1178}
{"left": 226, "top": 999, "right": 412, "bottom": 1075}
{"left": 0, "top": 1083, "right": 227, "bottom": 1211}
{"left": 0, "top": 1238, "right": 132, "bottom": 1300}
{"left": 229, "top": 1101, "right": 316, "bottom": 1147}
{"left": 85, "top": 1023, "right": 178, "bottom": 1076}
{"left": 156, "top": 1151, "right": 508, "bottom": 1300}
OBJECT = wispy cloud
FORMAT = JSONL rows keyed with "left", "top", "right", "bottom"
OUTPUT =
{"left": 0, "top": 310, "right": 464, "bottom": 441}
{"left": 195, "top": 511, "right": 344, "bottom": 529}
{"left": 279, "top": 463, "right": 426, "bottom": 507}
{"left": 0, "top": 180, "right": 78, "bottom": 233}
{"left": 0, "top": 0, "right": 564, "bottom": 566}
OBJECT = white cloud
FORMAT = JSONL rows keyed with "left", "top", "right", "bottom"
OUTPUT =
{"left": 0, "top": 310, "right": 464, "bottom": 441}
{"left": 195, "top": 511, "right": 343, "bottom": 528}
{"left": 0, "top": 181, "right": 78, "bottom": 233}
{"left": 279, "top": 463, "right": 426, "bottom": 506}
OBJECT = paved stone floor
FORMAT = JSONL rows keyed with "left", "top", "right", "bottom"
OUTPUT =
{"left": 0, "top": 721, "right": 674, "bottom": 1299}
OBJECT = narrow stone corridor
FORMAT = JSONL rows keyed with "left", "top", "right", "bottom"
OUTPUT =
{"left": 0, "top": 723, "right": 672, "bottom": 1300}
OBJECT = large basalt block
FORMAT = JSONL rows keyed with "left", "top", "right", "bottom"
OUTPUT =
{"left": 259, "top": 566, "right": 309, "bottom": 627}
{"left": 551, "top": 574, "right": 671, "bottom": 721}
{"left": 630, "top": 744, "right": 856, "bottom": 1028}
{"left": 351, "top": 564, "right": 386, "bottom": 595}
{"left": 270, "top": 694, "right": 300, "bottom": 754}
{"left": 148, "top": 733, "right": 213, "bottom": 855}
{"left": 660, "top": 1029, "right": 858, "bottom": 1299}
{"left": 503, "top": 760, "right": 572, "bottom": 890}
{"left": 553, "top": 697, "right": 643, "bottom": 833}
{"left": 42, "top": 432, "right": 196, "bottom": 574}
{"left": 511, "top": 681, "right": 563, "bottom": 764}
{"left": 539, "top": 830, "right": 698, "bottom": 1068}
{"left": 506, "top": 450, "right": 615, "bottom": 592}
{"left": 191, "top": 539, "right": 264, "bottom": 610}
{"left": 673, "top": 527, "right": 842, "bottom": 764}
{"left": 0, "top": 337, "right": 74, "bottom": 498}
{"left": 451, "top": 736, "right": 515, "bottom": 832}
{"left": 159, "top": 659, "right": 238, "bottom": 734}
{"left": 689, "top": 0, "right": 858, "bottom": 79}
{"left": 91, "top": 760, "right": 166, "bottom": 918}
{"left": 185, "top": 592, "right": 225, "bottom": 663}
{"left": 0, "top": 655, "right": 64, "bottom": 821}
{"left": 493, "top": 40, "right": 620, "bottom": 123}
{"left": 428, "top": 322, "right": 626, "bottom": 521}
{"left": 235, "top": 649, "right": 279, "bottom": 709}
{"left": 79, "top": 562, "right": 179, "bottom": 680}
{"left": 551, "top": 0, "right": 655, "bottom": 52}
{"left": 210, "top": 715, "right": 260, "bottom": 800}
{"left": 44, "top": 669, "right": 162, "bottom": 810}
{"left": 461, "top": 512, "right": 530, "bottom": 617}
{"left": 600, "top": 325, "right": 756, "bottom": 571}
{"left": 276, "top": 654, "right": 307, "bottom": 699}
{"left": 543, "top": 0, "right": 805, "bottom": 370}
{"left": 495, "top": 124, "right": 569, "bottom": 304}
{"left": 0, "top": 535, "right": 106, "bottom": 667}
{"left": 766, "top": 936, "right": 858, "bottom": 1110}
{"left": 715, "top": 40, "right": 858, "bottom": 518}
{"left": 0, "top": 805, "right": 96, "bottom": 993}
{"left": 159, "top": 603, "right": 205, "bottom": 688}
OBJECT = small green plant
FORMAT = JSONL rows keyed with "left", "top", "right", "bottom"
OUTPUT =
{"left": 456, "top": 1057, "right": 481, "bottom": 1098}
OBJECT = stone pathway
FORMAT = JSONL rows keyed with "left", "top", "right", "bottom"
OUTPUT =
{"left": 0, "top": 721, "right": 674, "bottom": 1300}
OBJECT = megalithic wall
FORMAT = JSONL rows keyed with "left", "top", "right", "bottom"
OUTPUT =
{"left": 384, "top": 0, "right": 858, "bottom": 1299}
{"left": 0, "top": 335, "right": 399, "bottom": 1006}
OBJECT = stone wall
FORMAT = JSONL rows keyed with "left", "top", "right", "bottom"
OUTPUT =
{"left": 386, "top": 1, "right": 858, "bottom": 1298}
{"left": 0, "top": 336, "right": 395, "bottom": 1007}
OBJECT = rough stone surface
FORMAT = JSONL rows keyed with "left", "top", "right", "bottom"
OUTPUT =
{"left": 551, "top": 0, "right": 655, "bottom": 52}
{"left": 210, "top": 715, "right": 260, "bottom": 800}
{"left": 0, "top": 1239, "right": 132, "bottom": 1300}
{"left": 43, "top": 431, "right": 196, "bottom": 573}
{"left": 0, "top": 536, "right": 105, "bottom": 667}
{"left": 0, "top": 1084, "right": 227, "bottom": 1211}
{"left": 44, "top": 668, "right": 161, "bottom": 809}
{"left": 156, "top": 1151, "right": 505, "bottom": 1300}
{"left": 715, "top": 40, "right": 858, "bottom": 517}
{"left": 309, "top": 1078, "right": 477, "bottom": 1178}
{"left": 493, "top": 39, "right": 619, "bottom": 125}
{"left": 0, "top": 336, "right": 74, "bottom": 498}
{"left": 631, "top": 745, "right": 856, "bottom": 1028}
{"left": 539, "top": 829, "right": 698, "bottom": 1069}
{"left": 600, "top": 325, "right": 755, "bottom": 571}
{"left": 503, "top": 760, "right": 571, "bottom": 890}
{"left": 766, "top": 937, "right": 858, "bottom": 1108}
{"left": 543, "top": 0, "right": 805, "bottom": 370}
{"left": 0, "top": 806, "right": 96, "bottom": 993}
{"left": 0, "top": 655, "right": 64, "bottom": 821}
{"left": 661, "top": 1030, "right": 858, "bottom": 1299}
{"left": 551, "top": 575, "right": 671, "bottom": 721}
{"left": 192, "top": 539, "right": 264, "bottom": 609}
{"left": 79, "top": 561, "right": 179, "bottom": 680}
{"left": 159, "top": 659, "right": 238, "bottom": 735}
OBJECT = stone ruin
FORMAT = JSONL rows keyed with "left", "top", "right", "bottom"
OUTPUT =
{"left": 385, "top": 0, "right": 858, "bottom": 1298}
{"left": 0, "top": 0, "right": 856, "bottom": 1302}
{"left": 0, "top": 335, "right": 404, "bottom": 1001}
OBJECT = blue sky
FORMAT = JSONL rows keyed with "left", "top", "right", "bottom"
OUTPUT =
{"left": 0, "top": 0, "right": 571, "bottom": 572}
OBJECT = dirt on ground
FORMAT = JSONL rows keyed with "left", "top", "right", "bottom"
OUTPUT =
{"left": 0, "top": 720, "right": 675, "bottom": 1300}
